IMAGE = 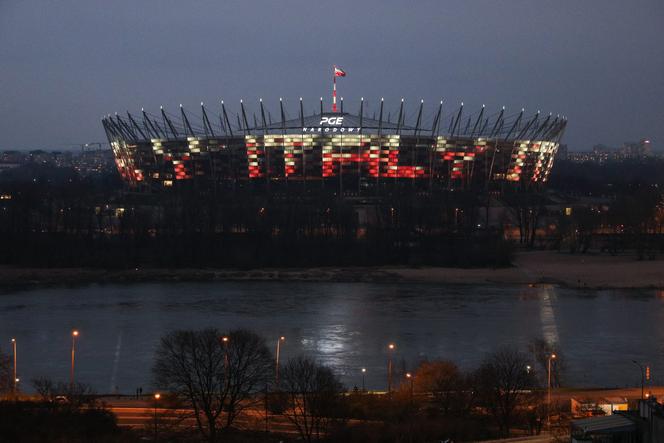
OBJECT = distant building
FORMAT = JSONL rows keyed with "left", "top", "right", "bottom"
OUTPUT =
{"left": 570, "top": 397, "right": 664, "bottom": 442}
{"left": 0, "top": 148, "right": 115, "bottom": 176}
{"left": 567, "top": 139, "right": 654, "bottom": 164}
{"left": 571, "top": 396, "right": 628, "bottom": 417}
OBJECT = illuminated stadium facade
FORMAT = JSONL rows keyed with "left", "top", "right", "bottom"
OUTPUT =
{"left": 102, "top": 97, "right": 566, "bottom": 193}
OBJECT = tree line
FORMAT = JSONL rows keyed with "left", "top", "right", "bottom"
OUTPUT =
{"left": 0, "top": 164, "right": 513, "bottom": 268}
{"left": 0, "top": 330, "right": 566, "bottom": 442}
{"left": 149, "top": 328, "right": 565, "bottom": 442}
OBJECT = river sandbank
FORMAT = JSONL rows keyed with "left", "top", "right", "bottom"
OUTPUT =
{"left": 0, "top": 251, "right": 662, "bottom": 291}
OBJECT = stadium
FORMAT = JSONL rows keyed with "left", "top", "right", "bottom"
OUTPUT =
{"left": 102, "top": 95, "right": 566, "bottom": 194}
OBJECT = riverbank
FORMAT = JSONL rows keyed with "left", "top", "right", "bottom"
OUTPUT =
{"left": 0, "top": 251, "right": 662, "bottom": 291}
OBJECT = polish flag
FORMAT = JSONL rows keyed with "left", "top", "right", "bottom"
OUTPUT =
{"left": 334, "top": 66, "right": 346, "bottom": 77}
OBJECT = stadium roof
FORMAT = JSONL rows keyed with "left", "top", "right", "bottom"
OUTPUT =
{"left": 102, "top": 99, "right": 567, "bottom": 144}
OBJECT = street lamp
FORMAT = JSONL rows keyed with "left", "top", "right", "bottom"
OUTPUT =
{"left": 221, "top": 336, "right": 230, "bottom": 378}
{"left": 154, "top": 393, "right": 161, "bottom": 441}
{"left": 387, "top": 343, "right": 396, "bottom": 393}
{"left": 406, "top": 372, "right": 413, "bottom": 402}
{"left": 547, "top": 353, "right": 556, "bottom": 431}
{"left": 275, "top": 336, "right": 285, "bottom": 386}
{"left": 361, "top": 368, "right": 366, "bottom": 392}
{"left": 632, "top": 360, "right": 645, "bottom": 400}
{"left": 70, "top": 330, "right": 79, "bottom": 389}
{"left": 11, "top": 338, "right": 16, "bottom": 398}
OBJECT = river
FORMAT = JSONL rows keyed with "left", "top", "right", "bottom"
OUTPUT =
{"left": 1, "top": 282, "right": 662, "bottom": 393}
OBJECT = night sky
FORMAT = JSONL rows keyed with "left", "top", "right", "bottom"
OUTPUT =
{"left": 1, "top": 0, "right": 662, "bottom": 151}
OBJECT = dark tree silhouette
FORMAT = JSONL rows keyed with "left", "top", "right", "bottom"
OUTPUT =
{"left": 0, "top": 347, "right": 11, "bottom": 396}
{"left": 280, "top": 356, "right": 346, "bottom": 442}
{"left": 476, "top": 347, "right": 540, "bottom": 437}
{"left": 152, "top": 328, "right": 272, "bottom": 442}
{"left": 413, "top": 360, "right": 475, "bottom": 416}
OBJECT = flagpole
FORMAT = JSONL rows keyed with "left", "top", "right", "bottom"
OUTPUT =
{"left": 332, "top": 69, "right": 337, "bottom": 113}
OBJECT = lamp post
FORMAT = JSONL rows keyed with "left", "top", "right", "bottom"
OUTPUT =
{"left": 632, "top": 360, "right": 645, "bottom": 400}
{"left": 406, "top": 372, "right": 413, "bottom": 402}
{"left": 361, "top": 368, "right": 366, "bottom": 393}
{"left": 547, "top": 353, "right": 556, "bottom": 431}
{"left": 11, "top": 338, "right": 16, "bottom": 398}
{"left": 153, "top": 393, "right": 161, "bottom": 441}
{"left": 275, "top": 336, "right": 285, "bottom": 386}
{"left": 387, "top": 343, "right": 395, "bottom": 393}
{"left": 70, "top": 330, "right": 79, "bottom": 389}
{"left": 221, "top": 336, "right": 230, "bottom": 382}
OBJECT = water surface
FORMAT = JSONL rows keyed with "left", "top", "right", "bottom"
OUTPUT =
{"left": 1, "top": 282, "right": 661, "bottom": 392}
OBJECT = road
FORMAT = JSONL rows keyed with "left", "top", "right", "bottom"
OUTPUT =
{"left": 103, "top": 386, "right": 661, "bottom": 438}
{"left": 105, "top": 398, "right": 299, "bottom": 435}
{"left": 552, "top": 386, "right": 664, "bottom": 402}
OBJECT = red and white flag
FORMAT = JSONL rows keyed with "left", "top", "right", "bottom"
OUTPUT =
{"left": 334, "top": 66, "right": 346, "bottom": 77}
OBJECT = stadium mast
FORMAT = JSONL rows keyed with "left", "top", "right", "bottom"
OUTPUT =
{"left": 332, "top": 66, "right": 346, "bottom": 112}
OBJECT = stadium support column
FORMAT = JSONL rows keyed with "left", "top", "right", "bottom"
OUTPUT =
{"left": 359, "top": 97, "right": 364, "bottom": 128}
{"left": 487, "top": 106, "right": 505, "bottom": 190}
{"left": 413, "top": 100, "right": 424, "bottom": 188}
{"left": 259, "top": 98, "right": 270, "bottom": 193}
{"left": 259, "top": 99, "right": 268, "bottom": 129}
{"left": 201, "top": 103, "right": 215, "bottom": 137}
{"left": 126, "top": 112, "right": 147, "bottom": 140}
{"left": 479, "top": 117, "right": 489, "bottom": 136}
{"left": 430, "top": 100, "right": 443, "bottom": 192}
{"left": 377, "top": 98, "right": 384, "bottom": 193}
{"left": 240, "top": 100, "right": 249, "bottom": 135}
{"left": 358, "top": 98, "right": 364, "bottom": 194}
{"left": 280, "top": 98, "right": 286, "bottom": 190}
{"left": 531, "top": 113, "right": 552, "bottom": 140}
{"left": 161, "top": 106, "right": 178, "bottom": 139}
{"left": 517, "top": 110, "right": 539, "bottom": 140}
{"left": 451, "top": 103, "right": 463, "bottom": 137}
{"left": 471, "top": 105, "right": 485, "bottom": 138}
{"left": 300, "top": 98, "right": 306, "bottom": 190}
{"left": 505, "top": 108, "right": 524, "bottom": 141}
{"left": 320, "top": 97, "right": 325, "bottom": 192}
{"left": 221, "top": 101, "right": 233, "bottom": 136}
{"left": 116, "top": 113, "right": 137, "bottom": 141}
{"left": 396, "top": 99, "right": 404, "bottom": 135}
{"left": 142, "top": 108, "right": 162, "bottom": 138}
{"left": 201, "top": 103, "right": 217, "bottom": 191}
{"left": 180, "top": 105, "right": 195, "bottom": 137}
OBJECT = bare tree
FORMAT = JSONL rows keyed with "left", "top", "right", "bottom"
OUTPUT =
{"left": 280, "top": 356, "right": 346, "bottom": 442}
{"left": 152, "top": 328, "right": 272, "bottom": 442}
{"left": 30, "top": 377, "right": 97, "bottom": 407}
{"left": 413, "top": 360, "right": 474, "bottom": 415}
{"left": 476, "top": 347, "right": 540, "bottom": 437}
{"left": 32, "top": 376, "right": 56, "bottom": 401}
